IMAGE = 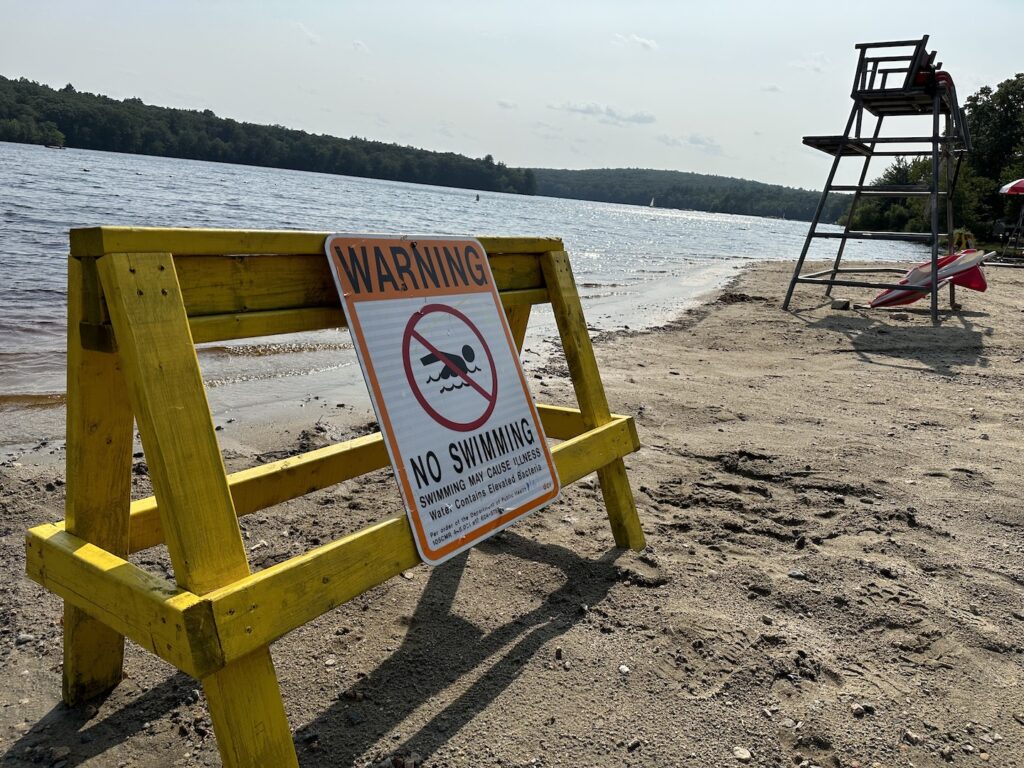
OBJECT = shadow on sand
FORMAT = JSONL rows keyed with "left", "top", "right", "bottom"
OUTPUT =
{"left": 791, "top": 305, "right": 992, "bottom": 375}
{"left": 3, "top": 532, "right": 627, "bottom": 766}
{"left": 294, "top": 531, "right": 627, "bottom": 765}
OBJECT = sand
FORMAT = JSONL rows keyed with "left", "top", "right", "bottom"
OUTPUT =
{"left": 2, "top": 260, "right": 1023, "bottom": 767}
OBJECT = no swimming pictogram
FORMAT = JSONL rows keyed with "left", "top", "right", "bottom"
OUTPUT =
{"left": 402, "top": 303, "right": 498, "bottom": 432}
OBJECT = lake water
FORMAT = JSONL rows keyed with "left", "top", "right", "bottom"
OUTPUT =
{"left": 0, "top": 141, "right": 927, "bottom": 421}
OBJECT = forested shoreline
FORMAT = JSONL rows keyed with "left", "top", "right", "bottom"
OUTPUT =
{"left": 3, "top": 73, "right": 1020, "bottom": 233}
{"left": 0, "top": 75, "right": 841, "bottom": 221}
{"left": 531, "top": 168, "right": 848, "bottom": 222}
{"left": 0, "top": 76, "right": 536, "bottom": 194}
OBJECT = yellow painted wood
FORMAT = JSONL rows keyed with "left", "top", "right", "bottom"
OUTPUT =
{"left": 26, "top": 524, "right": 220, "bottom": 678}
{"left": 190, "top": 307, "right": 344, "bottom": 344}
{"left": 172, "top": 252, "right": 544, "bottom": 318}
{"left": 62, "top": 256, "right": 135, "bottom": 704}
{"left": 97, "top": 251, "right": 296, "bottom": 766}
{"left": 538, "top": 403, "right": 588, "bottom": 440}
{"left": 208, "top": 513, "right": 418, "bottom": 661}
{"left": 185, "top": 288, "right": 548, "bottom": 344}
{"left": 206, "top": 416, "right": 638, "bottom": 662}
{"left": 541, "top": 251, "right": 646, "bottom": 550}
{"left": 553, "top": 416, "right": 640, "bottom": 486}
{"left": 71, "top": 226, "right": 563, "bottom": 258}
{"left": 128, "top": 431, "right": 389, "bottom": 552}
{"left": 203, "top": 649, "right": 298, "bottom": 768}
{"left": 35, "top": 227, "right": 639, "bottom": 766}
{"left": 38, "top": 413, "right": 639, "bottom": 677}
{"left": 505, "top": 305, "right": 532, "bottom": 351}
{"left": 119, "top": 404, "right": 597, "bottom": 553}
{"left": 499, "top": 287, "right": 548, "bottom": 308}
{"left": 98, "top": 252, "right": 250, "bottom": 593}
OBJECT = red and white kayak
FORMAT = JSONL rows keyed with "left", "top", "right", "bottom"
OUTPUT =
{"left": 870, "top": 249, "right": 991, "bottom": 308}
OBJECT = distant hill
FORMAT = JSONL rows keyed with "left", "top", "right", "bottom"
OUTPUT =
{"left": 0, "top": 75, "right": 536, "bottom": 194}
{"left": 531, "top": 167, "right": 849, "bottom": 223}
{"left": 0, "top": 74, "right": 847, "bottom": 222}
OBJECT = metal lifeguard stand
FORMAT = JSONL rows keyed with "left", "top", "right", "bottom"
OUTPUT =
{"left": 783, "top": 36, "right": 972, "bottom": 321}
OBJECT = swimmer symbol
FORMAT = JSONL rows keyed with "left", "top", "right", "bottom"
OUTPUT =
{"left": 421, "top": 345, "right": 480, "bottom": 391}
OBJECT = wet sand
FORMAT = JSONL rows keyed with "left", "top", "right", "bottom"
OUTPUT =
{"left": 2, "top": 260, "right": 1023, "bottom": 767}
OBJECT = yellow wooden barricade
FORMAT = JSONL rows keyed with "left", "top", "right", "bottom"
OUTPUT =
{"left": 25, "top": 227, "right": 645, "bottom": 767}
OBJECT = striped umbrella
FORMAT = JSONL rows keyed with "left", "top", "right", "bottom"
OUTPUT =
{"left": 998, "top": 178, "right": 1024, "bottom": 195}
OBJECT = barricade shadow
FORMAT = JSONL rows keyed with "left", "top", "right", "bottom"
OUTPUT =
{"left": 1, "top": 670, "right": 194, "bottom": 766}
{"left": 795, "top": 310, "right": 991, "bottom": 375}
{"left": 2, "top": 533, "right": 624, "bottom": 766}
{"left": 294, "top": 530, "right": 626, "bottom": 766}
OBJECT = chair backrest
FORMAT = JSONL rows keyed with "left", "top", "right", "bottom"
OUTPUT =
{"left": 851, "top": 36, "right": 932, "bottom": 96}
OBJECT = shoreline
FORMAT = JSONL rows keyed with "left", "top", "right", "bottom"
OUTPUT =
{"left": 3, "top": 260, "right": 1023, "bottom": 767}
{"left": 0, "top": 260, "right": 744, "bottom": 463}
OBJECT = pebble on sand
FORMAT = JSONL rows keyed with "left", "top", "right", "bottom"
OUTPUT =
{"left": 733, "top": 746, "right": 752, "bottom": 762}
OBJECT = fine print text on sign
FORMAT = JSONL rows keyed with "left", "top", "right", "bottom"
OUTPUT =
{"left": 326, "top": 235, "right": 560, "bottom": 565}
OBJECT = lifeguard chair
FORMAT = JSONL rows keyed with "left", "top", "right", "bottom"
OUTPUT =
{"left": 783, "top": 36, "right": 973, "bottom": 321}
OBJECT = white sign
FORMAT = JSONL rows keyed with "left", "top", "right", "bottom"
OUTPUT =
{"left": 326, "top": 235, "right": 560, "bottom": 565}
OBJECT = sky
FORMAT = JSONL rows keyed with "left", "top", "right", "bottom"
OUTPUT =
{"left": 1, "top": 0, "right": 1021, "bottom": 190}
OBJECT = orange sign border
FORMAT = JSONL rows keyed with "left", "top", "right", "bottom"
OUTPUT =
{"left": 326, "top": 234, "right": 560, "bottom": 564}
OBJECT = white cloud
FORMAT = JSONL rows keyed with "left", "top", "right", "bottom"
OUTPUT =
{"left": 761, "top": 83, "right": 783, "bottom": 93}
{"left": 352, "top": 40, "right": 370, "bottom": 54}
{"left": 788, "top": 52, "right": 828, "bottom": 73}
{"left": 657, "top": 133, "right": 723, "bottom": 155}
{"left": 612, "top": 33, "right": 658, "bottom": 51}
{"left": 496, "top": 99, "right": 518, "bottom": 110}
{"left": 532, "top": 121, "right": 562, "bottom": 141}
{"left": 293, "top": 21, "right": 321, "bottom": 46}
{"left": 550, "top": 102, "right": 655, "bottom": 125}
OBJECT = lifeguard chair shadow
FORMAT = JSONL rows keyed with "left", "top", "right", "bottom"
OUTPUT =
{"left": 26, "top": 228, "right": 645, "bottom": 767}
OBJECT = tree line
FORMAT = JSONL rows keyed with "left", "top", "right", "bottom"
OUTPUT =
{"left": 0, "top": 75, "right": 847, "bottom": 221}
{"left": 2, "top": 73, "right": 1019, "bottom": 234}
{"left": 530, "top": 167, "right": 849, "bottom": 222}
{"left": 0, "top": 76, "right": 536, "bottom": 194}
{"left": 848, "top": 74, "right": 1024, "bottom": 240}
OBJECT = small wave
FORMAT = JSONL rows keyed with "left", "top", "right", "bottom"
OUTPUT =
{"left": 425, "top": 365, "right": 481, "bottom": 383}
{"left": 0, "top": 392, "right": 65, "bottom": 410}
{"left": 199, "top": 341, "right": 353, "bottom": 357}
{"left": 203, "top": 360, "right": 355, "bottom": 387}
{"left": 439, "top": 382, "right": 470, "bottom": 392}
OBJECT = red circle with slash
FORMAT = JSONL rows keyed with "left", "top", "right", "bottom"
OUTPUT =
{"left": 402, "top": 303, "right": 498, "bottom": 432}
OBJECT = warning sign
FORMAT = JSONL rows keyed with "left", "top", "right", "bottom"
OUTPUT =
{"left": 325, "top": 235, "right": 560, "bottom": 565}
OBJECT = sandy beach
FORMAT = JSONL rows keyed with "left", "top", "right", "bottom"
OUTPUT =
{"left": 2, "top": 260, "right": 1023, "bottom": 768}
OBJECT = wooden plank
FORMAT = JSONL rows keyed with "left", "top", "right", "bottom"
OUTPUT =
{"left": 98, "top": 252, "right": 251, "bottom": 594}
{"left": 185, "top": 288, "right": 549, "bottom": 344}
{"left": 541, "top": 251, "right": 646, "bottom": 551}
{"left": 176, "top": 254, "right": 337, "bottom": 315}
{"left": 553, "top": 416, "right": 639, "bottom": 485}
{"left": 538, "top": 403, "right": 588, "bottom": 440}
{"left": 499, "top": 287, "right": 549, "bottom": 308}
{"left": 27, "top": 524, "right": 220, "bottom": 678}
{"left": 505, "top": 305, "right": 532, "bottom": 351}
{"left": 203, "top": 650, "right": 297, "bottom": 768}
{"left": 207, "top": 514, "right": 418, "bottom": 662}
{"left": 71, "top": 227, "right": 563, "bottom": 258}
{"left": 61, "top": 256, "right": 136, "bottom": 704}
{"left": 189, "top": 307, "right": 344, "bottom": 344}
{"left": 97, "top": 251, "right": 296, "bottom": 766}
{"left": 172, "top": 253, "right": 544, "bottom": 317}
{"left": 128, "top": 432, "right": 389, "bottom": 552}
{"left": 206, "top": 416, "right": 639, "bottom": 662}
{"left": 122, "top": 404, "right": 592, "bottom": 553}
